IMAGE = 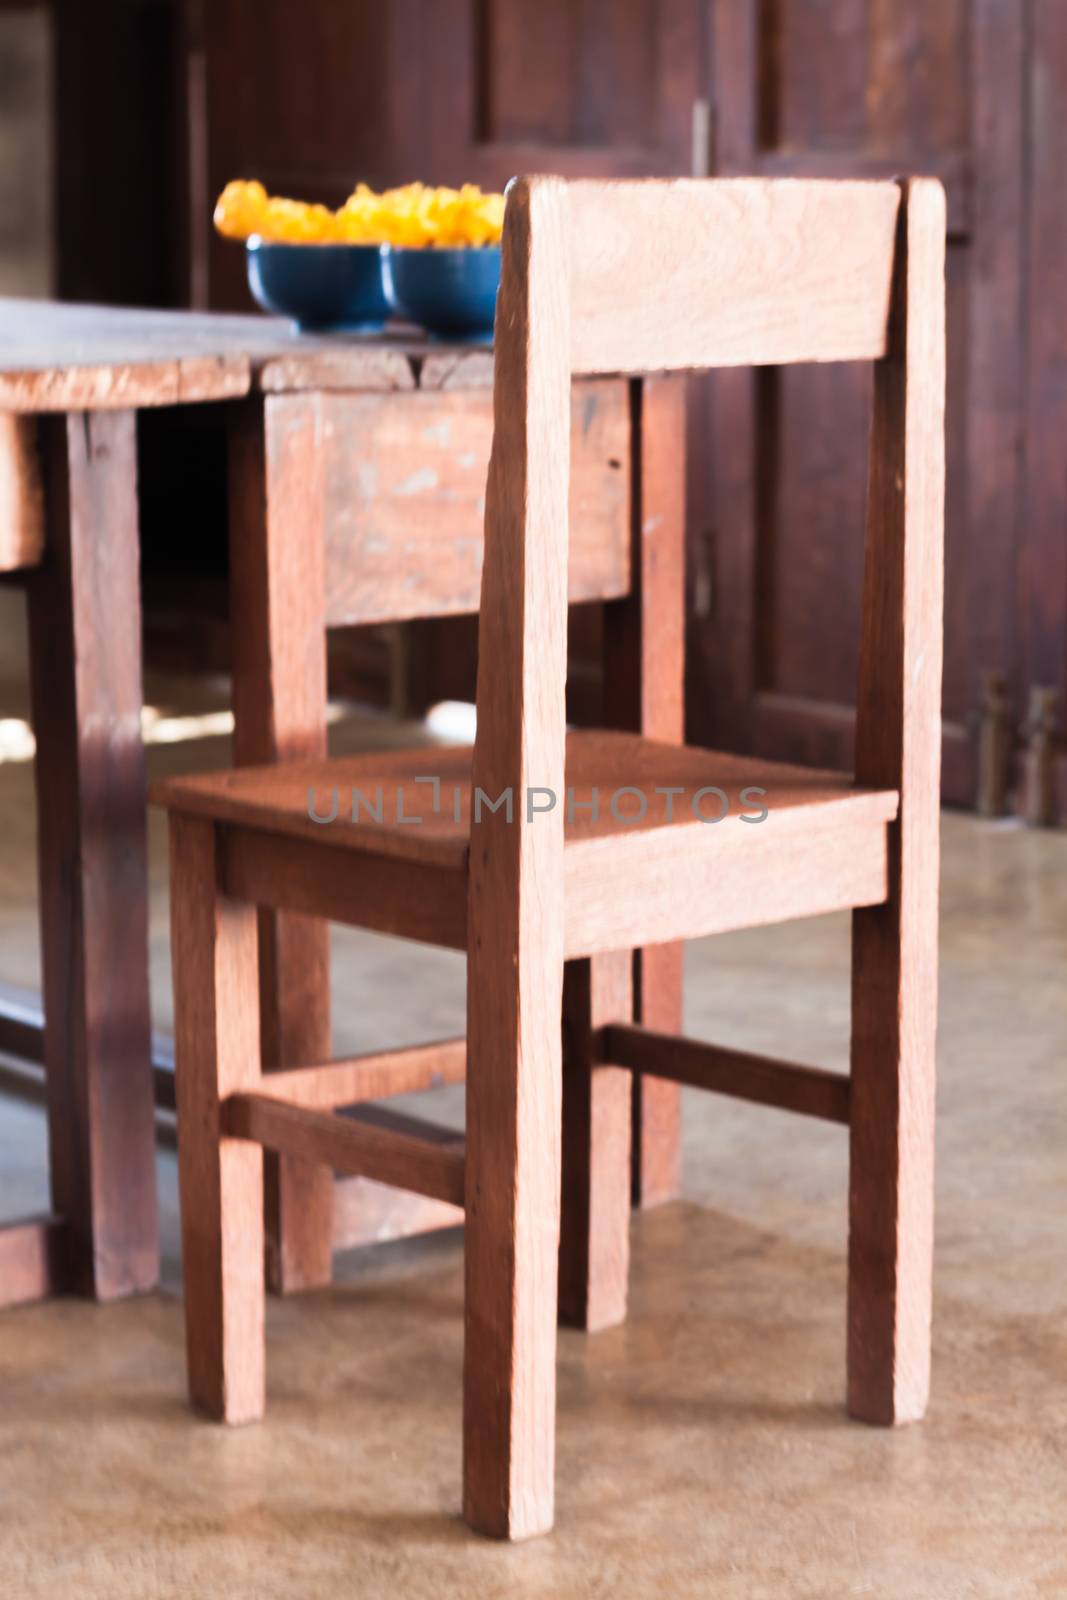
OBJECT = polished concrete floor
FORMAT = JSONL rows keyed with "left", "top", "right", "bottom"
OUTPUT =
{"left": 0, "top": 632, "right": 1064, "bottom": 1593}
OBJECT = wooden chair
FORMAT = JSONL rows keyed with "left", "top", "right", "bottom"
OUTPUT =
{"left": 153, "top": 174, "right": 945, "bottom": 1540}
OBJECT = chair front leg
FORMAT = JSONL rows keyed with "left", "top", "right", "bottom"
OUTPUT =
{"left": 462, "top": 906, "right": 563, "bottom": 1540}
{"left": 169, "top": 815, "right": 266, "bottom": 1425}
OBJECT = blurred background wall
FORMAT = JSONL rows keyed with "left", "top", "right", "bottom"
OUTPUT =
{"left": 0, "top": 5, "right": 50, "bottom": 295}
{"left": 1, "top": 0, "right": 1065, "bottom": 819}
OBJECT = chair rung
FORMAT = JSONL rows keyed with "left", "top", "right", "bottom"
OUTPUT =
{"left": 340, "top": 1102, "right": 466, "bottom": 1147}
{"left": 600, "top": 1024, "right": 850, "bottom": 1125}
{"left": 224, "top": 1093, "right": 466, "bottom": 1206}
{"left": 256, "top": 1038, "right": 466, "bottom": 1110}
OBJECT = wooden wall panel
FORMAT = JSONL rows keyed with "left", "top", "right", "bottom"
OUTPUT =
{"left": 762, "top": 362, "right": 870, "bottom": 707}
{"left": 965, "top": 0, "right": 1025, "bottom": 735}
{"left": 196, "top": 0, "right": 425, "bottom": 309}
{"left": 423, "top": 0, "right": 708, "bottom": 185}
{"left": 704, "top": 0, "right": 1012, "bottom": 805}
{"left": 774, "top": 0, "right": 868, "bottom": 144}
{"left": 479, "top": 0, "right": 579, "bottom": 144}
{"left": 1021, "top": 2, "right": 1067, "bottom": 720}
{"left": 479, "top": 0, "right": 660, "bottom": 149}
{"left": 52, "top": 0, "right": 182, "bottom": 307}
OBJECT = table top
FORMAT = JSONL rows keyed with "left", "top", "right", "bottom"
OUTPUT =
{"left": 0, "top": 298, "right": 494, "bottom": 413}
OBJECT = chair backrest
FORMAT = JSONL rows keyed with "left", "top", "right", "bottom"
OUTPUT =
{"left": 568, "top": 178, "right": 901, "bottom": 375}
{"left": 469, "top": 173, "right": 945, "bottom": 939}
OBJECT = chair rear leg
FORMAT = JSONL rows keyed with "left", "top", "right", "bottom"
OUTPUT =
{"left": 559, "top": 951, "right": 634, "bottom": 1332}
{"left": 847, "top": 896, "right": 937, "bottom": 1424}
{"left": 259, "top": 908, "right": 335, "bottom": 1295}
{"left": 847, "top": 176, "right": 942, "bottom": 1425}
{"left": 169, "top": 815, "right": 265, "bottom": 1424}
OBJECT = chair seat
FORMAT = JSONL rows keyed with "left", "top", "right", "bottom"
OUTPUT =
{"left": 151, "top": 730, "right": 899, "bottom": 954}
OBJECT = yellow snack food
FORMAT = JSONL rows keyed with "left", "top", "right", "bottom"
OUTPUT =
{"left": 213, "top": 179, "right": 269, "bottom": 240}
{"left": 214, "top": 179, "right": 505, "bottom": 247}
{"left": 260, "top": 198, "right": 340, "bottom": 244}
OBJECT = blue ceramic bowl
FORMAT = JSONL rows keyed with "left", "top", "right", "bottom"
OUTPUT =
{"left": 381, "top": 246, "right": 500, "bottom": 341}
{"left": 246, "top": 239, "right": 389, "bottom": 332}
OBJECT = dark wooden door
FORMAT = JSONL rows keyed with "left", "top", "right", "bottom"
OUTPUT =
{"left": 417, "top": 0, "right": 707, "bottom": 185}
{"left": 195, "top": 0, "right": 709, "bottom": 310}
{"left": 1021, "top": 2, "right": 1067, "bottom": 816}
{"left": 695, "top": 0, "right": 1026, "bottom": 805}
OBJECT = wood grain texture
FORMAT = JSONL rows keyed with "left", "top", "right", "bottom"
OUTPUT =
{"left": 153, "top": 731, "right": 896, "bottom": 861}
{"left": 463, "top": 177, "right": 570, "bottom": 1541}
{"left": 848, "top": 179, "right": 945, "bottom": 1426}
{"left": 1020, "top": 1, "right": 1067, "bottom": 787}
{"left": 602, "top": 1026, "right": 851, "bottom": 1125}
{"left": 630, "top": 940, "right": 683, "bottom": 1202}
{"left": 0, "top": 358, "right": 249, "bottom": 414}
{"left": 217, "top": 825, "right": 468, "bottom": 952}
{"left": 700, "top": 2, "right": 985, "bottom": 803}
{"left": 256, "top": 346, "right": 417, "bottom": 395}
{"left": 27, "top": 410, "right": 159, "bottom": 1301}
{"left": 225, "top": 1095, "right": 465, "bottom": 1207}
{"left": 228, "top": 392, "right": 334, "bottom": 1295}
{"left": 0, "top": 413, "right": 44, "bottom": 571}
{"left": 253, "top": 1038, "right": 466, "bottom": 1109}
{"left": 169, "top": 815, "right": 265, "bottom": 1425}
{"left": 332, "top": 1179, "right": 463, "bottom": 1248}
{"left": 559, "top": 951, "right": 633, "bottom": 1331}
{"left": 568, "top": 178, "right": 900, "bottom": 374}
{"left": 691, "top": 1, "right": 758, "bottom": 758}
{"left": 0, "top": 1217, "right": 70, "bottom": 1309}
{"left": 320, "top": 383, "right": 629, "bottom": 628}
{"left": 564, "top": 813, "right": 893, "bottom": 958}
{"left": 154, "top": 734, "right": 898, "bottom": 963}
{"left": 260, "top": 341, "right": 495, "bottom": 395}
{"left": 0, "top": 299, "right": 515, "bottom": 412}
{"left": 419, "top": 347, "right": 496, "bottom": 391}
{"left": 152, "top": 742, "right": 483, "bottom": 864}
{"left": 605, "top": 375, "right": 687, "bottom": 1206}
{"left": 417, "top": 0, "right": 707, "bottom": 193}
{"left": 0, "top": 298, "right": 261, "bottom": 410}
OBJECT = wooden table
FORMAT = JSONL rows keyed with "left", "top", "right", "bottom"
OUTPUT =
{"left": 0, "top": 298, "right": 684, "bottom": 1306}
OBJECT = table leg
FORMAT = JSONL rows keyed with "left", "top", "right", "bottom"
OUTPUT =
{"left": 24, "top": 410, "right": 159, "bottom": 1300}
{"left": 227, "top": 395, "right": 334, "bottom": 1293}
{"left": 607, "top": 376, "right": 687, "bottom": 1207}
